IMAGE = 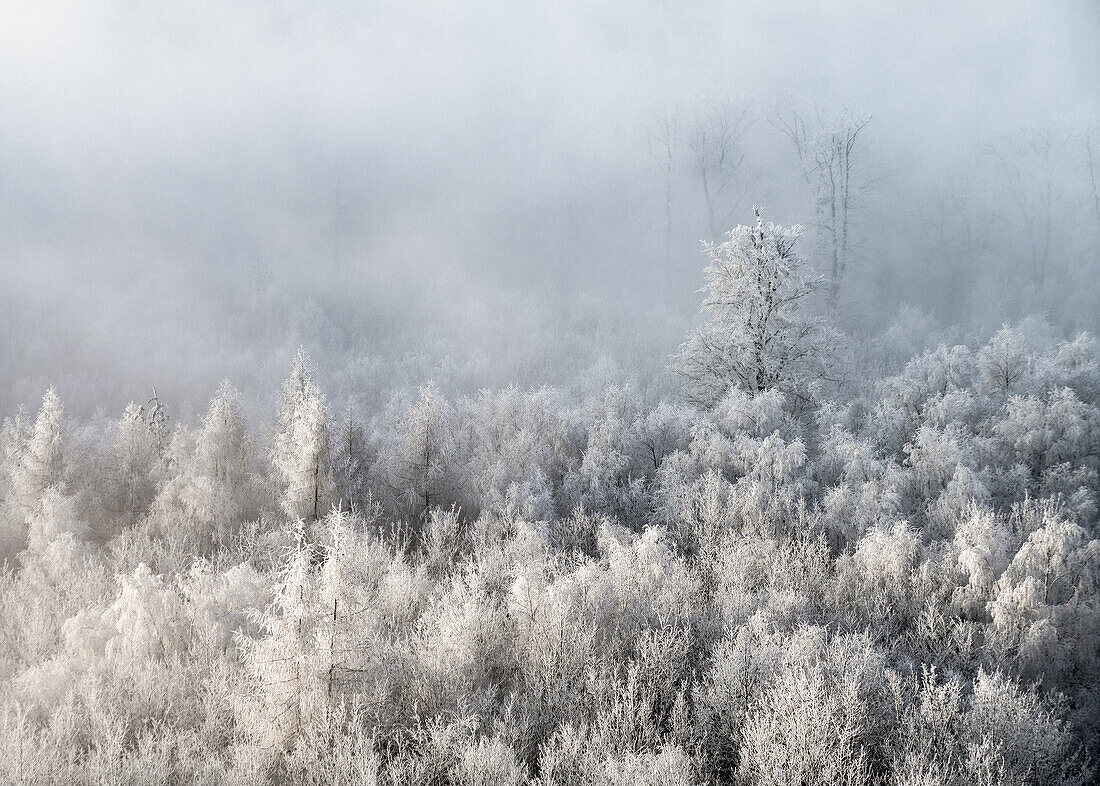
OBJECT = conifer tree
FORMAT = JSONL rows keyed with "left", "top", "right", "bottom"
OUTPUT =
{"left": 13, "top": 388, "right": 68, "bottom": 517}
{"left": 271, "top": 350, "right": 333, "bottom": 523}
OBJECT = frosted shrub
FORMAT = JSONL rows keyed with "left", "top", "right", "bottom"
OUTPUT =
{"left": 879, "top": 344, "right": 974, "bottom": 414}
{"left": 929, "top": 464, "right": 993, "bottom": 538}
{"left": 692, "top": 622, "right": 784, "bottom": 779}
{"left": 833, "top": 521, "right": 926, "bottom": 633}
{"left": 738, "top": 661, "right": 871, "bottom": 786}
{"left": 183, "top": 560, "right": 269, "bottom": 654}
{"left": 817, "top": 426, "right": 887, "bottom": 487}
{"left": 25, "top": 487, "right": 88, "bottom": 556}
{"left": 562, "top": 388, "right": 651, "bottom": 528}
{"left": 820, "top": 480, "right": 898, "bottom": 550}
{"left": 535, "top": 723, "right": 600, "bottom": 786}
{"left": 712, "top": 388, "right": 792, "bottom": 442}
{"left": 9, "top": 655, "right": 82, "bottom": 726}
{"left": 1049, "top": 333, "right": 1099, "bottom": 401}
{"left": 989, "top": 511, "right": 1099, "bottom": 680}
{"left": 962, "top": 669, "right": 1091, "bottom": 786}
{"left": 891, "top": 665, "right": 966, "bottom": 785}
{"left": 452, "top": 735, "right": 527, "bottom": 786}
{"left": 976, "top": 324, "right": 1047, "bottom": 398}
{"left": 416, "top": 568, "right": 516, "bottom": 715}
{"left": 602, "top": 745, "right": 696, "bottom": 786}
{"left": 421, "top": 504, "right": 466, "bottom": 578}
{"left": 548, "top": 505, "right": 601, "bottom": 557}
{"left": 598, "top": 522, "right": 700, "bottom": 629}
{"left": 63, "top": 563, "right": 189, "bottom": 665}
{"left": 901, "top": 424, "right": 981, "bottom": 512}
{"left": 994, "top": 388, "right": 1099, "bottom": 481}
{"left": 634, "top": 402, "right": 694, "bottom": 475}
{"left": 950, "top": 505, "right": 1013, "bottom": 618}
{"left": 716, "top": 532, "right": 829, "bottom": 630}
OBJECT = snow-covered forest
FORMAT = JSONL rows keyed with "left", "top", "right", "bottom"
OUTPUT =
{"left": 2, "top": 2, "right": 1099, "bottom": 784}
{"left": 3, "top": 249, "right": 1099, "bottom": 783}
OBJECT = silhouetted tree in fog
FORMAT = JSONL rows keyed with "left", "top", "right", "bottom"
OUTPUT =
{"left": 773, "top": 104, "right": 871, "bottom": 315}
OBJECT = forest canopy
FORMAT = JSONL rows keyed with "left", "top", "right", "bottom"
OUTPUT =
{"left": 1, "top": 2, "right": 1098, "bottom": 784}
{"left": 0, "top": 271, "right": 1097, "bottom": 782}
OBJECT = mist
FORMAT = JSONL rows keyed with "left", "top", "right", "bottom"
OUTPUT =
{"left": 4, "top": 4, "right": 1100, "bottom": 782}
{"left": 2, "top": 0, "right": 1098, "bottom": 418}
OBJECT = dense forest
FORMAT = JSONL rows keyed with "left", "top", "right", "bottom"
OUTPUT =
{"left": 1, "top": 216, "right": 1098, "bottom": 784}
{"left": 2, "top": 2, "right": 1099, "bottom": 784}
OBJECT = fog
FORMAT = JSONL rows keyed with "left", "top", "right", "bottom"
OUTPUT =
{"left": 2, "top": 0, "right": 1099, "bottom": 418}
{"left": 4, "top": 6, "right": 1100, "bottom": 780}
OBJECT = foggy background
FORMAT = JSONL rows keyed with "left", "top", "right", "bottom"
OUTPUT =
{"left": 2, "top": 0, "right": 1099, "bottom": 421}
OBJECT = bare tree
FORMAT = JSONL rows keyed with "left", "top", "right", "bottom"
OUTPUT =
{"left": 1084, "top": 122, "right": 1100, "bottom": 230}
{"left": 772, "top": 104, "right": 871, "bottom": 315}
{"left": 906, "top": 182, "right": 992, "bottom": 321}
{"left": 645, "top": 107, "right": 680, "bottom": 292}
{"left": 689, "top": 96, "right": 755, "bottom": 243}
{"left": 983, "top": 125, "right": 1075, "bottom": 291}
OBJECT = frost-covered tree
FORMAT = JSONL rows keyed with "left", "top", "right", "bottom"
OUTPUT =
{"left": 196, "top": 381, "right": 256, "bottom": 498}
{"left": 102, "top": 402, "right": 159, "bottom": 527}
{"left": 331, "top": 403, "right": 370, "bottom": 513}
{"left": 145, "top": 387, "right": 170, "bottom": 452}
{"left": 0, "top": 410, "right": 29, "bottom": 561}
{"left": 237, "top": 527, "right": 326, "bottom": 753}
{"left": 271, "top": 350, "right": 333, "bottom": 523}
{"left": 12, "top": 388, "right": 68, "bottom": 518}
{"left": 994, "top": 387, "right": 1099, "bottom": 481}
{"left": 151, "top": 381, "right": 261, "bottom": 548}
{"left": 675, "top": 210, "right": 835, "bottom": 408}
{"left": 373, "top": 382, "right": 461, "bottom": 522}
{"left": 563, "top": 387, "right": 649, "bottom": 526}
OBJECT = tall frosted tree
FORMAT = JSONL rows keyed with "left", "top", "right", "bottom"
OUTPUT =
{"left": 152, "top": 380, "right": 261, "bottom": 547}
{"left": 103, "top": 402, "right": 160, "bottom": 527}
{"left": 675, "top": 210, "right": 835, "bottom": 409}
{"left": 373, "top": 382, "right": 460, "bottom": 522}
{"left": 271, "top": 350, "right": 333, "bottom": 523}
{"left": 332, "top": 403, "right": 370, "bottom": 513}
{"left": 237, "top": 524, "right": 327, "bottom": 753}
{"left": 196, "top": 381, "right": 255, "bottom": 496}
{"left": 0, "top": 410, "right": 28, "bottom": 561}
{"left": 13, "top": 387, "right": 68, "bottom": 517}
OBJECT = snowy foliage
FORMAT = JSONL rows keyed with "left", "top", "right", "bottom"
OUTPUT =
{"left": 0, "top": 319, "right": 1096, "bottom": 784}
{"left": 675, "top": 211, "right": 836, "bottom": 408}
{"left": 271, "top": 351, "right": 334, "bottom": 524}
